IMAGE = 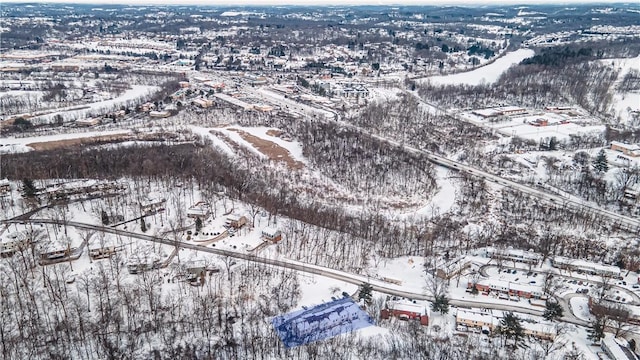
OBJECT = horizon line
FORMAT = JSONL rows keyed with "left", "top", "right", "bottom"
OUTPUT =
{"left": 2, "top": 0, "right": 636, "bottom": 7}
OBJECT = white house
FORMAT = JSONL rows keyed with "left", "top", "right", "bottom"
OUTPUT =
{"left": 187, "top": 202, "right": 211, "bottom": 220}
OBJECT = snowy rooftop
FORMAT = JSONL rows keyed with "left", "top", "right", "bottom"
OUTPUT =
{"left": 1, "top": 231, "right": 27, "bottom": 245}
{"left": 602, "top": 335, "right": 639, "bottom": 360}
{"left": 388, "top": 299, "right": 430, "bottom": 316}
{"left": 455, "top": 308, "right": 493, "bottom": 324}
{"left": 611, "top": 141, "right": 640, "bottom": 151}
{"left": 553, "top": 256, "right": 621, "bottom": 275}
{"left": 486, "top": 246, "right": 541, "bottom": 260}
{"left": 477, "top": 278, "right": 543, "bottom": 295}
{"left": 496, "top": 105, "right": 526, "bottom": 112}
{"left": 472, "top": 108, "right": 501, "bottom": 117}
{"left": 187, "top": 202, "right": 210, "bottom": 216}
{"left": 515, "top": 317, "right": 557, "bottom": 335}
{"left": 262, "top": 227, "right": 280, "bottom": 237}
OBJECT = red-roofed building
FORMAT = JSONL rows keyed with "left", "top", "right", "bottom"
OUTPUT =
{"left": 380, "top": 300, "right": 429, "bottom": 326}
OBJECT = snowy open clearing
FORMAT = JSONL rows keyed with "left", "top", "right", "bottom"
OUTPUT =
{"left": 0, "top": 129, "right": 131, "bottom": 154}
{"left": 422, "top": 48, "right": 535, "bottom": 86}
{"left": 570, "top": 296, "right": 592, "bottom": 322}
{"left": 29, "top": 85, "right": 159, "bottom": 124}
{"left": 392, "top": 166, "right": 456, "bottom": 220}
{"left": 209, "top": 126, "right": 308, "bottom": 168}
{"left": 190, "top": 125, "right": 236, "bottom": 156}
{"left": 607, "top": 56, "right": 640, "bottom": 123}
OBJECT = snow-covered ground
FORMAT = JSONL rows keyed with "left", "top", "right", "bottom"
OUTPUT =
{"left": 237, "top": 126, "right": 308, "bottom": 166}
{"left": 0, "top": 129, "right": 131, "bottom": 154}
{"left": 607, "top": 56, "right": 640, "bottom": 123}
{"left": 30, "top": 85, "right": 159, "bottom": 124}
{"left": 190, "top": 126, "right": 236, "bottom": 156}
{"left": 421, "top": 48, "right": 535, "bottom": 86}
{"left": 392, "top": 166, "right": 456, "bottom": 220}
{"left": 459, "top": 110, "right": 605, "bottom": 142}
{"left": 570, "top": 296, "right": 592, "bottom": 322}
{"left": 204, "top": 125, "right": 308, "bottom": 166}
{"left": 368, "top": 87, "right": 402, "bottom": 102}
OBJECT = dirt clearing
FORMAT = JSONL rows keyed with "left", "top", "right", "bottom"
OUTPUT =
{"left": 228, "top": 128, "right": 304, "bottom": 170}
{"left": 27, "top": 134, "right": 134, "bottom": 151}
{"left": 266, "top": 129, "right": 284, "bottom": 137}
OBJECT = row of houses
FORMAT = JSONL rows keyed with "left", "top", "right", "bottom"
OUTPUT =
{"left": 485, "top": 247, "right": 621, "bottom": 279}
{"left": 468, "top": 279, "right": 547, "bottom": 300}
{"left": 37, "top": 180, "right": 126, "bottom": 201}
{"left": 455, "top": 308, "right": 556, "bottom": 340}
{"left": 127, "top": 251, "right": 163, "bottom": 274}
{"left": 89, "top": 246, "right": 117, "bottom": 260}
{"left": 4, "top": 227, "right": 115, "bottom": 262}
{"left": 486, "top": 247, "right": 542, "bottom": 265}
{"left": 141, "top": 198, "right": 167, "bottom": 215}
{"left": 551, "top": 256, "right": 621, "bottom": 279}
{"left": 39, "top": 238, "right": 80, "bottom": 261}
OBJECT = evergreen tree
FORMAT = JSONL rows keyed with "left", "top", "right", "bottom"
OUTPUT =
{"left": 588, "top": 317, "right": 606, "bottom": 343}
{"left": 470, "top": 285, "right": 479, "bottom": 296}
{"left": 431, "top": 295, "right": 450, "bottom": 314}
{"left": 195, "top": 217, "right": 203, "bottom": 232}
{"left": 21, "top": 178, "right": 37, "bottom": 198}
{"left": 357, "top": 282, "right": 373, "bottom": 306}
{"left": 593, "top": 149, "right": 609, "bottom": 173}
{"left": 101, "top": 210, "right": 110, "bottom": 226}
{"left": 543, "top": 300, "right": 564, "bottom": 321}
{"left": 497, "top": 312, "right": 524, "bottom": 348}
{"left": 140, "top": 218, "right": 147, "bottom": 233}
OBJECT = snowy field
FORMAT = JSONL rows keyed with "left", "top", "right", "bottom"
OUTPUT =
{"left": 422, "top": 48, "right": 535, "bottom": 86}
{"left": 607, "top": 56, "right": 640, "bottom": 123}
{"left": 496, "top": 122, "right": 605, "bottom": 142}
{"left": 459, "top": 111, "right": 605, "bottom": 142}
{"left": 0, "top": 129, "right": 131, "bottom": 154}
{"left": 30, "top": 85, "right": 158, "bottom": 124}
{"left": 392, "top": 166, "right": 456, "bottom": 220}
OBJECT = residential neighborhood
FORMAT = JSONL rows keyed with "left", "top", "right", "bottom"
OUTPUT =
{"left": 1, "top": 2, "right": 640, "bottom": 359}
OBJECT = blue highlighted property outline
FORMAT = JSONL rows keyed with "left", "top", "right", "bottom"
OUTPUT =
{"left": 272, "top": 297, "right": 375, "bottom": 348}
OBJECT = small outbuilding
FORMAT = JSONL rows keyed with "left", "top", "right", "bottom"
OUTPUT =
{"left": 261, "top": 227, "right": 282, "bottom": 243}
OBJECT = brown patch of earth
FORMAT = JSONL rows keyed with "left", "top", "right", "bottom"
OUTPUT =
{"left": 27, "top": 134, "right": 133, "bottom": 151}
{"left": 266, "top": 129, "right": 283, "bottom": 137}
{"left": 228, "top": 128, "right": 304, "bottom": 170}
